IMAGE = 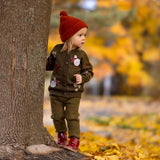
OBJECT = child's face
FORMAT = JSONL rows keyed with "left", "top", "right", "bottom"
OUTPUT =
{"left": 71, "top": 27, "right": 87, "bottom": 49}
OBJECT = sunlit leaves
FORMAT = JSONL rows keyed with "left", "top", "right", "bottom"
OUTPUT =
{"left": 48, "top": 0, "right": 160, "bottom": 95}
{"left": 127, "top": 70, "right": 153, "bottom": 87}
{"left": 47, "top": 30, "right": 61, "bottom": 54}
{"left": 45, "top": 114, "right": 160, "bottom": 159}
{"left": 97, "top": 0, "right": 132, "bottom": 11}
{"left": 44, "top": 96, "right": 160, "bottom": 159}
{"left": 93, "top": 62, "right": 114, "bottom": 80}
{"left": 137, "top": 5, "right": 150, "bottom": 20}
{"left": 143, "top": 48, "right": 160, "bottom": 62}
{"left": 79, "top": 132, "right": 121, "bottom": 158}
{"left": 109, "top": 22, "right": 127, "bottom": 36}
{"left": 79, "top": 113, "right": 160, "bottom": 159}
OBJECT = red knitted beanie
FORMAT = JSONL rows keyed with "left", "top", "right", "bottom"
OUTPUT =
{"left": 59, "top": 11, "right": 88, "bottom": 42}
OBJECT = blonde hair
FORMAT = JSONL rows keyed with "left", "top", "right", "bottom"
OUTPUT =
{"left": 61, "top": 36, "right": 83, "bottom": 53}
{"left": 61, "top": 38, "right": 73, "bottom": 52}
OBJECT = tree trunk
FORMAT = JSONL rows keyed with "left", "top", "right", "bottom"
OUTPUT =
{"left": 0, "top": 0, "right": 54, "bottom": 147}
{"left": 0, "top": 1, "right": 88, "bottom": 159}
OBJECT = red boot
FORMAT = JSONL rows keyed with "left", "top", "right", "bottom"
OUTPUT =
{"left": 57, "top": 132, "right": 67, "bottom": 146}
{"left": 65, "top": 137, "right": 79, "bottom": 152}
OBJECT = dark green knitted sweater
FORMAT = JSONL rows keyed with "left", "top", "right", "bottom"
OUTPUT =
{"left": 46, "top": 44, "right": 93, "bottom": 98}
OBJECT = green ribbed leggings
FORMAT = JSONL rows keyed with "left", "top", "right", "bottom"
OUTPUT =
{"left": 50, "top": 96, "right": 80, "bottom": 139}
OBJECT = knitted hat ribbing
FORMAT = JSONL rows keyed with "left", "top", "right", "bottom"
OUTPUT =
{"left": 59, "top": 11, "right": 88, "bottom": 42}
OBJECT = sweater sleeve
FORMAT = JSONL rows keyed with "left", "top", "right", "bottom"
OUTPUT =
{"left": 46, "top": 48, "right": 56, "bottom": 71}
{"left": 81, "top": 51, "right": 94, "bottom": 84}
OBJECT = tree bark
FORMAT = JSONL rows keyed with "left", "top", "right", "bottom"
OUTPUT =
{"left": 0, "top": 1, "right": 88, "bottom": 159}
{"left": 0, "top": 0, "right": 54, "bottom": 147}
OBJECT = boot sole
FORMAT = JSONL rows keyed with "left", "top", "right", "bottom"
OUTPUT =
{"left": 63, "top": 146, "right": 79, "bottom": 152}
{"left": 58, "top": 144, "right": 67, "bottom": 147}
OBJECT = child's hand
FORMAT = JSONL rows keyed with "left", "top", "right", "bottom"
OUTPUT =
{"left": 74, "top": 74, "right": 82, "bottom": 84}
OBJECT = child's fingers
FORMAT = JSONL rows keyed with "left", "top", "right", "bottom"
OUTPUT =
{"left": 74, "top": 74, "right": 82, "bottom": 84}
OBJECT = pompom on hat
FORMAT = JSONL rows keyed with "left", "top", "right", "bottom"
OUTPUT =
{"left": 59, "top": 11, "right": 88, "bottom": 42}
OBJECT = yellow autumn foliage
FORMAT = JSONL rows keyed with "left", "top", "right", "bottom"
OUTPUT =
{"left": 48, "top": 0, "right": 160, "bottom": 91}
{"left": 116, "top": 0, "right": 132, "bottom": 11}
{"left": 97, "top": 0, "right": 112, "bottom": 8}
{"left": 143, "top": 48, "right": 160, "bottom": 62}
{"left": 77, "top": 113, "right": 160, "bottom": 159}
{"left": 137, "top": 5, "right": 150, "bottom": 20}
{"left": 47, "top": 30, "right": 61, "bottom": 54}
{"left": 130, "top": 23, "right": 144, "bottom": 36}
{"left": 93, "top": 62, "right": 114, "bottom": 80}
{"left": 44, "top": 95, "right": 160, "bottom": 160}
{"left": 127, "top": 70, "right": 153, "bottom": 87}
{"left": 97, "top": 0, "right": 132, "bottom": 11}
{"left": 146, "top": 18, "right": 158, "bottom": 35}
{"left": 45, "top": 112, "right": 160, "bottom": 159}
{"left": 109, "top": 22, "right": 127, "bottom": 36}
{"left": 48, "top": 33, "right": 153, "bottom": 87}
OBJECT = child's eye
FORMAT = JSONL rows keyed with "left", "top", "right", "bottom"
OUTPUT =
{"left": 79, "top": 34, "right": 86, "bottom": 37}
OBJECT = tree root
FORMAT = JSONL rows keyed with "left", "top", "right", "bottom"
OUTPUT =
{"left": 0, "top": 145, "right": 89, "bottom": 160}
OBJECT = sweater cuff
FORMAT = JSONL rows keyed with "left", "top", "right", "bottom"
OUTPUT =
{"left": 82, "top": 74, "right": 88, "bottom": 84}
{"left": 81, "top": 72, "right": 93, "bottom": 84}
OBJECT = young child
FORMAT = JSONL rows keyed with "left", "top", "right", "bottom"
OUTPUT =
{"left": 46, "top": 11, "right": 93, "bottom": 152}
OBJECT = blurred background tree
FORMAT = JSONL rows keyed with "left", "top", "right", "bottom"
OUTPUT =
{"left": 47, "top": 0, "right": 160, "bottom": 98}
